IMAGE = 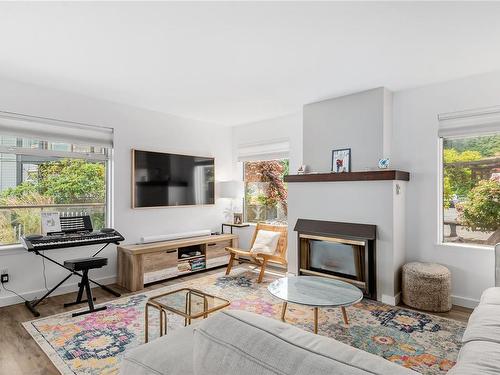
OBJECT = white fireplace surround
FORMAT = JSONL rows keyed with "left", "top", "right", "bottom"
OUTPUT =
{"left": 287, "top": 180, "right": 406, "bottom": 305}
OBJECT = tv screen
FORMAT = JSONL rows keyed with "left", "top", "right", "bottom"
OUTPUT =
{"left": 132, "top": 149, "right": 215, "bottom": 208}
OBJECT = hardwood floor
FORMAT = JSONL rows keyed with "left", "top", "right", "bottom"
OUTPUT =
{"left": 0, "top": 267, "right": 473, "bottom": 375}
{"left": 398, "top": 303, "right": 473, "bottom": 323}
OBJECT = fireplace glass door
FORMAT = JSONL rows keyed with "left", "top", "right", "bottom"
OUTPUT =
{"left": 310, "top": 240, "right": 360, "bottom": 278}
{"left": 300, "top": 235, "right": 365, "bottom": 283}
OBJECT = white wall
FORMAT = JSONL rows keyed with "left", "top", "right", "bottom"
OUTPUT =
{"left": 232, "top": 112, "right": 303, "bottom": 174}
{"left": 392, "top": 71, "right": 500, "bottom": 307}
{"left": 303, "top": 88, "right": 392, "bottom": 172}
{"left": 231, "top": 112, "right": 303, "bottom": 248}
{"left": 0, "top": 77, "right": 232, "bottom": 307}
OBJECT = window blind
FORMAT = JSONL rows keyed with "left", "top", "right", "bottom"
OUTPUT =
{"left": 0, "top": 111, "right": 114, "bottom": 147}
{"left": 236, "top": 139, "right": 290, "bottom": 162}
{"left": 438, "top": 106, "right": 500, "bottom": 138}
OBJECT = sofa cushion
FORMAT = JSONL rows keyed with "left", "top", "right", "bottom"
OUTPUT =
{"left": 120, "top": 325, "right": 195, "bottom": 375}
{"left": 480, "top": 287, "right": 500, "bottom": 305}
{"left": 462, "top": 304, "right": 500, "bottom": 344}
{"left": 192, "top": 310, "right": 416, "bottom": 375}
{"left": 448, "top": 340, "right": 500, "bottom": 375}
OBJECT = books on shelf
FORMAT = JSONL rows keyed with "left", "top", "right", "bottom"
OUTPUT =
{"left": 178, "top": 256, "right": 206, "bottom": 273}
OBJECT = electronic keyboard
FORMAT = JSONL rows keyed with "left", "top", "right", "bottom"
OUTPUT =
{"left": 21, "top": 215, "right": 124, "bottom": 251}
{"left": 22, "top": 215, "right": 124, "bottom": 318}
{"left": 21, "top": 230, "right": 125, "bottom": 251}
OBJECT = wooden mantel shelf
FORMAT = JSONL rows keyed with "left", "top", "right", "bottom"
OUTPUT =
{"left": 284, "top": 170, "right": 410, "bottom": 183}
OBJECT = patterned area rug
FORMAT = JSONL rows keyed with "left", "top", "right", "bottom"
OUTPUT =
{"left": 23, "top": 268, "right": 466, "bottom": 375}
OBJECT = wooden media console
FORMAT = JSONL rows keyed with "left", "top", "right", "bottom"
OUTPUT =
{"left": 117, "top": 233, "right": 238, "bottom": 291}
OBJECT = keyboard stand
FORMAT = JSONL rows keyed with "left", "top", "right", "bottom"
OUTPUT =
{"left": 25, "top": 244, "right": 121, "bottom": 317}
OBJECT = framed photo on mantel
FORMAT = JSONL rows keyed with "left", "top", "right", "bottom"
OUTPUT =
{"left": 331, "top": 148, "right": 351, "bottom": 173}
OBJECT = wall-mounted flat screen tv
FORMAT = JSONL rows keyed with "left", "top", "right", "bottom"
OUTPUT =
{"left": 132, "top": 149, "right": 215, "bottom": 208}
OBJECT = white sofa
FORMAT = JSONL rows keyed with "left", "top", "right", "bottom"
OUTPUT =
{"left": 448, "top": 243, "right": 500, "bottom": 374}
{"left": 120, "top": 309, "right": 417, "bottom": 375}
{"left": 447, "top": 287, "right": 500, "bottom": 374}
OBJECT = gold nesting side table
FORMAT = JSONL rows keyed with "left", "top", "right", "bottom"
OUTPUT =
{"left": 145, "top": 287, "right": 230, "bottom": 342}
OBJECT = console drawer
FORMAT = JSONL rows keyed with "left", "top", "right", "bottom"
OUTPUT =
{"left": 206, "top": 240, "right": 231, "bottom": 259}
{"left": 143, "top": 249, "right": 178, "bottom": 273}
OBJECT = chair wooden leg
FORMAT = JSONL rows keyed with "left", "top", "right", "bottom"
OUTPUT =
{"left": 257, "top": 259, "right": 268, "bottom": 283}
{"left": 225, "top": 253, "right": 235, "bottom": 275}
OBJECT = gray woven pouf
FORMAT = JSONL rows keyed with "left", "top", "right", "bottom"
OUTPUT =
{"left": 402, "top": 262, "right": 452, "bottom": 312}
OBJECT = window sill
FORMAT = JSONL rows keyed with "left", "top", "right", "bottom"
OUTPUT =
{"left": 0, "top": 244, "right": 26, "bottom": 256}
{"left": 437, "top": 242, "right": 494, "bottom": 252}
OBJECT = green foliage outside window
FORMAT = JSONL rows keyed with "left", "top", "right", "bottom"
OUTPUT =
{"left": 444, "top": 135, "right": 500, "bottom": 157}
{"left": 443, "top": 149, "right": 482, "bottom": 200}
{"left": 443, "top": 134, "right": 499, "bottom": 245}
{"left": 2, "top": 159, "right": 105, "bottom": 204}
{"left": 0, "top": 158, "right": 106, "bottom": 244}
{"left": 457, "top": 180, "right": 500, "bottom": 244}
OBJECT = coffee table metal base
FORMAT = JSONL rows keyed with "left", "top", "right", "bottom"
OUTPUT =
{"left": 280, "top": 302, "right": 349, "bottom": 334}
{"left": 144, "top": 288, "right": 230, "bottom": 343}
{"left": 145, "top": 301, "right": 167, "bottom": 342}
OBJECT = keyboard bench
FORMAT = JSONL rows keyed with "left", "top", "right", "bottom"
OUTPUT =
{"left": 63, "top": 257, "right": 109, "bottom": 317}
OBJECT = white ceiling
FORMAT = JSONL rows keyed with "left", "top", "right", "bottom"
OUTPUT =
{"left": 1, "top": 2, "right": 500, "bottom": 126}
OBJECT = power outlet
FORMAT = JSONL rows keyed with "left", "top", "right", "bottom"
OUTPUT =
{"left": 1, "top": 269, "right": 8, "bottom": 283}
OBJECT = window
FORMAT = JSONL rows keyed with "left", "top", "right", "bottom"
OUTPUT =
{"left": 243, "top": 159, "right": 288, "bottom": 224}
{"left": 441, "top": 134, "right": 499, "bottom": 246}
{"left": 0, "top": 135, "right": 110, "bottom": 245}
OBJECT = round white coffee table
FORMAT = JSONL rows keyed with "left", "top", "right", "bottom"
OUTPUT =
{"left": 268, "top": 276, "right": 363, "bottom": 333}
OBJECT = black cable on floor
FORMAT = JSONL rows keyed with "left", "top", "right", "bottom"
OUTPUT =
{"left": 0, "top": 280, "right": 29, "bottom": 303}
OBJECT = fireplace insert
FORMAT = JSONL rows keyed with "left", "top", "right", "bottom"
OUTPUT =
{"left": 295, "top": 219, "right": 376, "bottom": 299}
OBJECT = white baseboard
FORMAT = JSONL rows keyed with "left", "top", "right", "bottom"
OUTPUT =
{"left": 0, "top": 275, "right": 117, "bottom": 308}
{"left": 394, "top": 292, "right": 401, "bottom": 305}
{"left": 381, "top": 292, "right": 400, "bottom": 306}
{"left": 451, "top": 294, "right": 479, "bottom": 309}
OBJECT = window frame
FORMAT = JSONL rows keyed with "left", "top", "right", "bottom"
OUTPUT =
{"left": 242, "top": 158, "right": 288, "bottom": 224}
{"left": 438, "top": 137, "right": 445, "bottom": 246}
{"left": 438, "top": 134, "right": 498, "bottom": 249}
{"left": 0, "top": 139, "right": 113, "bottom": 248}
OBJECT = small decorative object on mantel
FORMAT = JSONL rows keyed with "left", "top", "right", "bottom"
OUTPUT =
{"left": 378, "top": 158, "right": 390, "bottom": 169}
{"left": 233, "top": 212, "right": 243, "bottom": 225}
{"left": 297, "top": 165, "right": 307, "bottom": 175}
{"left": 331, "top": 148, "right": 351, "bottom": 173}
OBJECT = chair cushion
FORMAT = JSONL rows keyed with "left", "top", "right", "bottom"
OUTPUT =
{"left": 192, "top": 310, "right": 416, "bottom": 375}
{"left": 250, "top": 230, "right": 280, "bottom": 255}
